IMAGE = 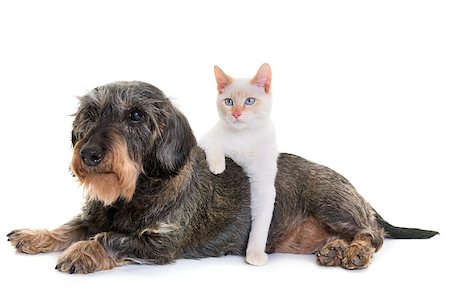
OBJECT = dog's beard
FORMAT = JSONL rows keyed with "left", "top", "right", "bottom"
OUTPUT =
{"left": 71, "top": 138, "right": 141, "bottom": 205}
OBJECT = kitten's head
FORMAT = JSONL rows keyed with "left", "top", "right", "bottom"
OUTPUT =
{"left": 214, "top": 63, "right": 272, "bottom": 130}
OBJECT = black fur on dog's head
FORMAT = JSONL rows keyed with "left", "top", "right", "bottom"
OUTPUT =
{"left": 71, "top": 81, "right": 197, "bottom": 204}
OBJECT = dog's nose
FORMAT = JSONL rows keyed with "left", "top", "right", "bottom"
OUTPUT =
{"left": 80, "top": 144, "right": 104, "bottom": 166}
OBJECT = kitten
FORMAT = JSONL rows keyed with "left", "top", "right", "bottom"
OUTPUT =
{"left": 199, "top": 63, "right": 278, "bottom": 266}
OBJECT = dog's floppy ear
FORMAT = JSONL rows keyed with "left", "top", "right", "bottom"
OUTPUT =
{"left": 146, "top": 105, "right": 197, "bottom": 178}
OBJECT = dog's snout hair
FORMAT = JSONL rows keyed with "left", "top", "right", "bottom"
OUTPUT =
{"left": 70, "top": 81, "right": 197, "bottom": 205}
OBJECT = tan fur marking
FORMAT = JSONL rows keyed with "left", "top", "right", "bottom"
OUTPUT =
{"left": 316, "top": 238, "right": 348, "bottom": 266}
{"left": 71, "top": 135, "right": 141, "bottom": 205}
{"left": 317, "top": 232, "right": 376, "bottom": 269}
{"left": 272, "top": 217, "right": 331, "bottom": 254}
{"left": 56, "top": 240, "right": 117, "bottom": 274}
{"left": 341, "top": 233, "right": 376, "bottom": 269}
{"left": 8, "top": 225, "right": 82, "bottom": 254}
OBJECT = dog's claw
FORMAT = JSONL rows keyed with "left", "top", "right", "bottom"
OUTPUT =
{"left": 6, "top": 231, "right": 15, "bottom": 237}
{"left": 70, "top": 265, "right": 76, "bottom": 274}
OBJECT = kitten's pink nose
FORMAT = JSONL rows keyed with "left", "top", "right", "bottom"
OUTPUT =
{"left": 232, "top": 110, "right": 241, "bottom": 119}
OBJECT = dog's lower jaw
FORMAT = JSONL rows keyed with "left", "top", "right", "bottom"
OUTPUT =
{"left": 83, "top": 172, "right": 136, "bottom": 205}
{"left": 77, "top": 157, "right": 142, "bottom": 205}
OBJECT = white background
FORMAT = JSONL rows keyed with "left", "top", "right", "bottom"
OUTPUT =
{"left": 0, "top": 1, "right": 448, "bottom": 297}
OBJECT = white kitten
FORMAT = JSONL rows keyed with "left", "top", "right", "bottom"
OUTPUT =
{"left": 199, "top": 63, "right": 278, "bottom": 266}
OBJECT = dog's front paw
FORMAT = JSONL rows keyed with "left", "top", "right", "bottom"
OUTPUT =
{"left": 207, "top": 157, "right": 226, "bottom": 175}
{"left": 7, "top": 229, "right": 59, "bottom": 254}
{"left": 246, "top": 250, "right": 268, "bottom": 266}
{"left": 56, "top": 240, "right": 116, "bottom": 274}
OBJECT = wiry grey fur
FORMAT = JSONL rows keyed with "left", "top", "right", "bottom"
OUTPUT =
{"left": 7, "top": 81, "right": 438, "bottom": 273}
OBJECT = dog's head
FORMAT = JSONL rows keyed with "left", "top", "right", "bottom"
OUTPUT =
{"left": 71, "top": 81, "right": 197, "bottom": 205}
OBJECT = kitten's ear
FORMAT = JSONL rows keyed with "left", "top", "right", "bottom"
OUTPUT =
{"left": 250, "top": 63, "right": 272, "bottom": 93}
{"left": 214, "top": 65, "right": 232, "bottom": 94}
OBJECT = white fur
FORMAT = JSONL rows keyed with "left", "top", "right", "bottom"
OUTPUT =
{"left": 199, "top": 78, "right": 278, "bottom": 266}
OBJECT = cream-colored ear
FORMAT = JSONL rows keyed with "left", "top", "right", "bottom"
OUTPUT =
{"left": 250, "top": 63, "right": 272, "bottom": 93}
{"left": 214, "top": 65, "right": 232, "bottom": 94}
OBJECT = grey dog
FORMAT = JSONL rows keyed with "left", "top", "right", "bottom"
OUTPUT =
{"left": 7, "top": 81, "right": 438, "bottom": 273}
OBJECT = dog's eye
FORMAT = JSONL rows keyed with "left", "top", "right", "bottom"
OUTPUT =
{"left": 128, "top": 111, "right": 143, "bottom": 123}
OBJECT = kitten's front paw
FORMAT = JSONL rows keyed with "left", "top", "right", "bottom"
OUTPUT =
{"left": 207, "top": 157, "right": 226, "bottom": 175}
{"left": 246, "top": 250, "right": 268, "bottom": 266}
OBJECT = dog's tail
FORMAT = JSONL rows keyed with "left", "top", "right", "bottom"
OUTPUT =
{"left": 376, "top": 213, "right": 439, "bottom": 239}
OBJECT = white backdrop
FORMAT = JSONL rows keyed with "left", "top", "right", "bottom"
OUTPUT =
{"left": 0, "top": 1, "right": 448, "bottom": 297}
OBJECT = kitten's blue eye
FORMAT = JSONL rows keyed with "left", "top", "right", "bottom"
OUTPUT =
{"left": 245, "top": 97, "right": 256, "bottom": 105}
{"left": 224, "top": 98, "right": 234, "bottom": 106}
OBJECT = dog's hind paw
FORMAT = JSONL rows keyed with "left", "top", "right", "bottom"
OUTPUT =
{"left": 316, "top": 239, "right": 348, "bottom": 267}
{"left": 341, "top": 242, "right": 374, "bottom": 270}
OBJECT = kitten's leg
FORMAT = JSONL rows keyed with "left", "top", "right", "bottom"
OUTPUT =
{"left": 246, "top": 166, "right": 277, "bottom": 266}
{"left": 198, "top": 135, "right": 226, "bottom": 174}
